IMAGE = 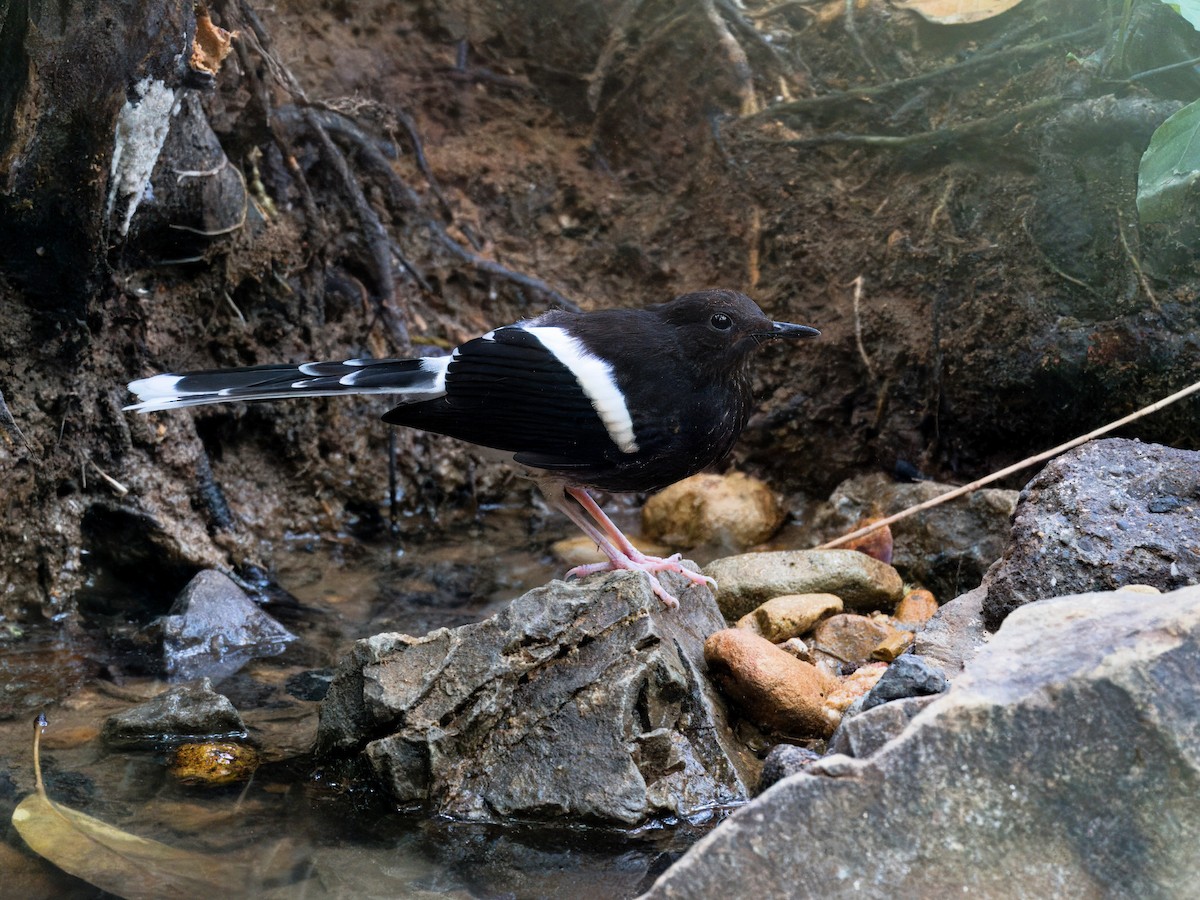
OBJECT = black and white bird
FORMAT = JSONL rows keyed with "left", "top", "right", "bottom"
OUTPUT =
{"left": 127, "top": 290, "right": 819, "bottom": 607}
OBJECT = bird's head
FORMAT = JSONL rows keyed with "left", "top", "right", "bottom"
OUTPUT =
{"left": 652, "top": 290, "right": 819, "bottom": 366}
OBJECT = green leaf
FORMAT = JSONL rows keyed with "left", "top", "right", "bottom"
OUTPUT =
{"left": 1162, "top": 0, "right": 1200, "bottom": 31}
{"left": 1137, "top": 98, "right": 1200, "bottom": 224}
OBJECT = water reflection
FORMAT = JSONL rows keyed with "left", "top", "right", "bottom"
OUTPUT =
{"left": 0, "top": 503, "right": 703, "bottom": 898}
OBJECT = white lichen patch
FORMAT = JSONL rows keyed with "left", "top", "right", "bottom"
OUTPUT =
{"left": 106, "top": 77, "right": 180, "bottom": 236}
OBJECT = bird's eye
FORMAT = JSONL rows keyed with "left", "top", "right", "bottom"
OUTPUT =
{"left": 710, "top": 313, "right": 733, "bottom": 330}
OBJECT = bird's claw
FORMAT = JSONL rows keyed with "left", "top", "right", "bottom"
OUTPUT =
{"left": 564, "top": 552, "right": 714, "bottom": 608}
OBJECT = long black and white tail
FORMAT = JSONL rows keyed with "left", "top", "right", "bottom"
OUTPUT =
{"left": 125, "top": 356, "right": 450, "bottom": 412}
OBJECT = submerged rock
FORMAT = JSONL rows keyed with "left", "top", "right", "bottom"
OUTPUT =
{"left": 316, "top": 569, "right": 756, "bottom": 825}
{"left": 643, "top": 586, "right": 1200, "bottom": 898}
{"left": 162, "top": 569, "right": 296, "bottom": 682}
{"left": 983, "top": 438, "right": 1200, "bottom": 630}
{"left": 101, "top": 679, "right": 247, "bottom": 749}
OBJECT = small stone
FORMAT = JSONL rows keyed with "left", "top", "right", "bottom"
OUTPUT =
{"left": 825, "top": 662, "right": 887, "bottom": 712}
{"left": 862, "top": 655, "right": 948, "bottom": 710}
{"left": 705, "top": 550, "right": 905, "bottom": 620}
{"left": 871, "top": 630, "right": 915, "bottom": 662}
{"left": 843, "top": 520, "right": 893, "bottom": 564}
{"left": 170, "top": 741, "right": 259, "bottom": 786}
{"left": 551, "top": 534, "right": 673, "bottom": 568}
{"left": 1118, "top": 584, "right": 1161, "bottom": 595}
{"left": 735, "top": 593, "right": 843, "bottom": 642}
{"left": 101, "top": 679, "right": 247, "bottom": 750}
{"left": 809, "top": 614, "right": 899, "bottom": 668}
{"left": 162, "top": 570, "right": 296, "bottom": 682}
{"left": 757, "top": 744, "right": 821, "bottom": 794}
{"left": 778, "top": 637, "right": 811, "bottom": 660}
{"left": 894, "top": 588, "right": 939, "bottom": 625}
{"left": 642, "top": 472, "right": 784, "bottom": 550}
{"left": 704, "top": 629, "right": 838, "bottom": 737}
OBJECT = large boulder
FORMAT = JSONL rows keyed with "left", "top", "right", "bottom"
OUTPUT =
{"left": 641, "top": 585, "right": 1200, "bottom": 898}
{"left": 982, "top": 438, "right": 1200, "bottom": 630}
{"left": 316, "top": 569, "right": 756, "bottom": 825}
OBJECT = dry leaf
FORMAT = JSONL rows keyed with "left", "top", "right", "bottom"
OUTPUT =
{"left": 895, "top": 0, "right": 1027, "bottom": 25}
{"left": 11, "top": 714, "right": 253, "bottom": 900}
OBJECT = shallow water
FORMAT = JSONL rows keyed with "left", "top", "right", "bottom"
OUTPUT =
{"left": 0, "top": 504, "right": 717, "bottom": 898}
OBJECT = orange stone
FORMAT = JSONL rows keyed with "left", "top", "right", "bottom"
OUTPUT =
{"left": 894, "top": 588, "right": 939, "bottom": 625}
{"left": 704, "top": 628, "right": 839, "bottom": 738}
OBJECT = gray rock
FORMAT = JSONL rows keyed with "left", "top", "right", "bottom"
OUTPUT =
{"left": 162, "top": 569, "right": 296, "bottom": 682}
{"left": 912, "top": 584, "right": 989, "bottom": 677}
{"left": 641, "top": 586, "right": 1200, "bottom": 899}
{"left": 704, "top": 550, "right": 904, "bottom": 620}
{"left": 813, "top": 472, "right": 1018, "bottom": 599}
{"left": 756, "top": 744, "right": 820, "bottom": 794}
{"left": 861, "top": 655, "right": 947, "bottom": 710}
{"left": 317, "top": 569, "right": 757, "bottom": 825}
{"left": 983, "top": 438, "right": 1200, "bottom": 630}
{"left": 101, "top": 678, "right": 247, "bottom": 749}
{"left": 827, "top": 695, "right": 936, "bottom": 758}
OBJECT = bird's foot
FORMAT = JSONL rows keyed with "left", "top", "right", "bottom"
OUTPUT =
{"left": 565, "top": 551, "right": 717, "bottom": 609}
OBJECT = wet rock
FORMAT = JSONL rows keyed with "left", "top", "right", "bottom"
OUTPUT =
{"left": 982, "top": 438, "right": 1200, "bottom": 630}
{"left": 162, "top": 570, "right": 296, "bottom": 682}
{"left": 317, "top": 569, "right": 756, "bottom": 825}
{"left": 862, "top": 655, "right": 947, "bottom": 710}
{"left": 913, "top": 585, "right": 989, "bottom": 678}
{"left": 827, "top": 695, "right": 937, "bottom": 758}
{"left": 704, "top": 629, "right": 837, "bottom": 738}
{"left": 812, "top": 472, "right": 1018, "bottom": 600}
{"left": 757, "top": 744, "right": 820, "bottom": 794}
{"left": 808, "top": 614, "right": 899, "bottom": 668}
{"left": 645, "top": 586, "right": 1200, "bottom": 898}
{"left": 101, "top": 679, "right": 247, "bottom": 749}
{"left": 734, "top": 593, "right": 842, "bottom": 642}
{"left": 893, "top": 588, "right": 939, "bottom": 625}
{"left": 641, "top": 472, "right": 784, "bottom": 551}
{"left": 169, "top": 741, "right": 259, "bottom": 786}
{"left": 705, "top": 550, "right": 904, "bottom": 620}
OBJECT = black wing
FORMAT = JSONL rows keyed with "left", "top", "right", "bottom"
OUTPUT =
{"left": 382, "top": 327, "right": 625, "bottom": 468}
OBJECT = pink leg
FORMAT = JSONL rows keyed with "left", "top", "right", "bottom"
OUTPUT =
{"left": 545, "top": 484, "right": 717, "bottom": 609}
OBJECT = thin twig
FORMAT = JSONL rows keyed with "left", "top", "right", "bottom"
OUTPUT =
{"left": 818, "top": 378, "right": 1200, "bottom": 549}
{"left": 782, "top": 97, "right": 1063, "bottom": 152}
{"left": 1116, "top": 209, "right": 1160, "bottom": 312}
{"left": 88, "top": 459, "right": 130, "bottom": 496}
{"left": 848, "top": 275, "right": 876, "bottom": 380}
{"left": 746, "top": 25, "right": 1102, "bottom": 124}
{"left": 1126, "top": 53, "right": 1200, "bottom": 83}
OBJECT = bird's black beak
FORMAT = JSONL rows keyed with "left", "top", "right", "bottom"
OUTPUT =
{"left": 767, "top": 321, "right": 820, "bottom": 339}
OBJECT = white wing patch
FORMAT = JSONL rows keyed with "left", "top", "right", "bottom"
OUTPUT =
{"left": 524, "top": 326, "right": 639, "bottom": 454}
